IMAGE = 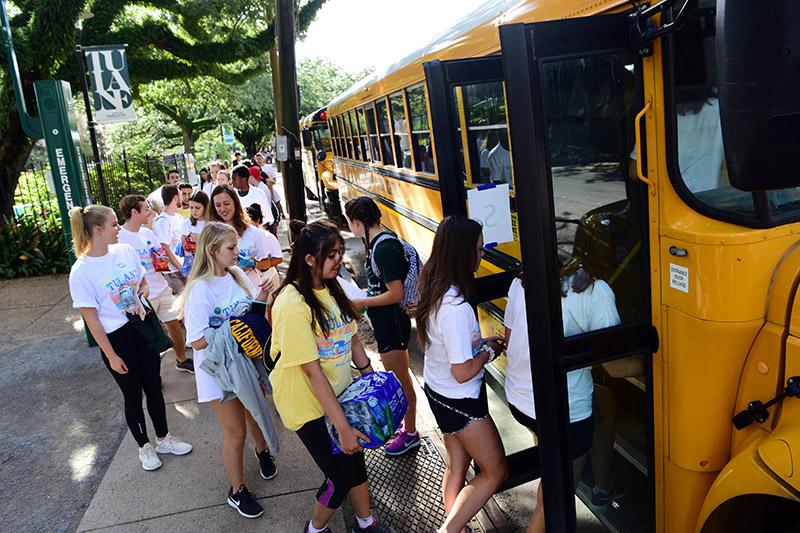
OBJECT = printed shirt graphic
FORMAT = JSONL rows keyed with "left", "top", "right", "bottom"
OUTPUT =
{"left": 118, "top": 227, "right": 169, "bottom": 297}
{"left": 69, "top": 244, "right": 146, "bottom": 334}
{"left": 237, "top": 226, "right": 269, "bottom": 267}
{"left": 269, "top": 285, "right": 358, "bottom": 431}
{"left": 153, "top": 212, "right": 185, "bottom": 272}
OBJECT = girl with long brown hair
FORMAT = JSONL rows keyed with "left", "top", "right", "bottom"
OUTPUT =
{"left": 416, "top": 216, "right": 508, "bottom": 533}
{"left": 269, "top": 220, "right": 392, "bottom": 533}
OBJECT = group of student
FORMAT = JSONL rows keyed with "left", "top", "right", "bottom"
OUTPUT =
{"left": 68, "top": 163, "right": 618, "bottom": 532}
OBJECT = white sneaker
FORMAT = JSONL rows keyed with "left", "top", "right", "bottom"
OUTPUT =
{"left": 139, "top": 443, "right": 162, "bottom": 471}
{"left": 155, "top": 433, "right": 193, "bottom": 456}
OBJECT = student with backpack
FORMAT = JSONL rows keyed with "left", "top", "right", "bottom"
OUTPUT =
{"left": 344, "top": 197, "right": 421, "bottom": 456}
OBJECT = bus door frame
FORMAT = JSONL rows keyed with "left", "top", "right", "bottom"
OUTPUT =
{"left": 498, "top": 13, "right": 658, "bottom": 533}
{"left": 423, "top": 55, "right": 519, "bottom": 304}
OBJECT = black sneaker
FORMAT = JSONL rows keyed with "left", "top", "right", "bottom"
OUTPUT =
{"left": 255, "top": 447, "right": 277, "bottom": 480}
{"left": 303, "top": 521, "right": 333, "bottom": 533}
{"left": 176, "top": 358, "right": 195, "bottom": 373}
{"left": 227, "top": 485, "right": 263, "bottom": 518}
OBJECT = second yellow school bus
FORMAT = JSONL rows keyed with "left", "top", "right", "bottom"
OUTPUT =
{"left": 320, "top": 1, "right": 800, "bottom": 532}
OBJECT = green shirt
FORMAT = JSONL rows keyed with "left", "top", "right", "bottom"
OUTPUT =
{"left": 366, "top": 233, "right": 408, "bottom": 322}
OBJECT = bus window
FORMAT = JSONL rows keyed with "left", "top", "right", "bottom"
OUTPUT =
{"left": 461, "top": 81, "right": 513, "bottom": 188}
{"left": 389, "top": 92, "right": 412, "bottom": 169}
{"left": 376, "top": 98, "right": 396, "bottom": 167}
{"left": 328, "top": 119, "right": 339, "bottom": 156}
{"left": 338, "top": 115, "right": 350, "bottom": 159}
{"left": 539, "top": 52, "right": 650, "bottom": 532}
{"left": 407, "top": 84, "right": 435, "bottom": 175}
{"left": 347, "top": 110, "right": 362, "bottom": 160}
{"left": 356, "top": 107, "right": 371, "bottom": 162}
{"left": 364, "top": 103, "right": 381, "bottom": 163}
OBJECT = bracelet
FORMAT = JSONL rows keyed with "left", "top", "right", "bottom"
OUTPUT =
{"left": 354, "top": 361, "right": 372, "bottom": 371}
{"left": 253, "top": 300, "right": 267, "bottom": 306}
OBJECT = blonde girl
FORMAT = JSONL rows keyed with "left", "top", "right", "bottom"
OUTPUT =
{"left": 68, "top": 205, "right": 192, "bottom": 472}
{"left": 177, "top": 221, "right": 276, "bottom": 519}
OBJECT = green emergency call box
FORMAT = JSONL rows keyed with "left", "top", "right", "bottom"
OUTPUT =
{"left": 34, "top": 80, "right": 91, "bottom": 261}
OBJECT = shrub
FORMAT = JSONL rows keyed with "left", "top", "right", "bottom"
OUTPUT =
{"left": 0, "top": 216, "right": 71, "bottom": 278}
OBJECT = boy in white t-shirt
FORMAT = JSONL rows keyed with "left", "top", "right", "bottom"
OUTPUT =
{"left": 153, "top": 185, "right": 187, "bottom": 294}
{"left": 231, "top": 165, "right": 273, "bottom": 225}
{"left": 118, "top": 195, "right": 194, "bottom": 374}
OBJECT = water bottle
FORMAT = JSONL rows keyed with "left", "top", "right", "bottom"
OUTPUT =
{"left": 208, "top": 307, "right": 224, "bottom": 329}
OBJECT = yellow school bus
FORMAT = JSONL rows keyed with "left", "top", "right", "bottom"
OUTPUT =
{"left": 325, "top": 0, "right": 800, "bottom": 532}
{"left": 300, "top": 107, "right": 340, "bottom": 218}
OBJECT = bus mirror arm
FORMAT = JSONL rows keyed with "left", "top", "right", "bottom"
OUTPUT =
{"left": 732, "top": 376, "right": 800, "bottom": 430}
{"left": 628, "top": 0, "right": 699, "bottom": 56}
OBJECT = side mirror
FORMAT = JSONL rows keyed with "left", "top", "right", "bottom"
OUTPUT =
{"left": 717, "top": 0, "right": 800, "bottom": 191}
{"left": 301, "top": 128, "right": 312, "bottom": 148}
{"left": 316, "top": 150, "right": 327, "bottom": 162}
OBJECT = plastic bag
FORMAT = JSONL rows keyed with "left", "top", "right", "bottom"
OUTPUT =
{"left": 150, "top": 244, "right": 170, "bottom": 272}
{"left": 326, "top": 371, "right": 408, "bottom": 454}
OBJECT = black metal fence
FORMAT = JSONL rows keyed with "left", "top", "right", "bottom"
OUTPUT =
{"left": 10, "top": 152, "right": 178, "bottom": 228}
{"left": 83, "top": 152, "right": 166, "bottom": 212}
{"left": 4, "top": 152, "right": 187, "bottom": 277}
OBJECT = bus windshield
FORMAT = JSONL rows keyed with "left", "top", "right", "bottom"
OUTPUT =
{"left": 670, "top": 1, "right": 800, "bottom": 223}
{"left": 312, "top": 124, "right": 332, "bottom": 153}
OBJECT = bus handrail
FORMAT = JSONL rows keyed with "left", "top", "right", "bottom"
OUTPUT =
{"left": 635, "top": 95, "right": 656, "bottom": 196}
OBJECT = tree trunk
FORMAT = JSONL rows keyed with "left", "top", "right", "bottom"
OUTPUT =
{"left": 0, "top": 115, "right": 35, "bottom": 221}
{"left": 180, "top": 122, "right": 195, "bottom": 154}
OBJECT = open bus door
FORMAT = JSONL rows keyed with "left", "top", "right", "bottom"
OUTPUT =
{"left": 497, "top": 12, "right": 659, "bottom": 532}
{"left": 425, "top": 8, "right": 664, "bottom": 532}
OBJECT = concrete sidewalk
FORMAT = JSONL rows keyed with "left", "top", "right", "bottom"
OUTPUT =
{"left": 76, "top": 349, "right": 346, "bottom": 532}
{"left": 3, "top": 195, "right": 518, "bottom": 532}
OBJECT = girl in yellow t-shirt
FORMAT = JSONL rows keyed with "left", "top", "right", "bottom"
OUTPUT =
{"left": 270, "top": 220, "right": 392, "bottom": 533}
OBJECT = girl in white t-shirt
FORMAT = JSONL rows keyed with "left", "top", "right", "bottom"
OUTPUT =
{"left": 179, "top": 190, "right": 209, "bottom": 276}
{"left": 67, "top": 205, "right": 192, "bottom": 472}
{"left": 416, "top": 216, "right": 508, "bottom": 533}
{"left": 176, "top": 221, "right": 276, "bottom": 519}
{"left": 208, "top": 185, "right": 273, "bottom": 290}
{"left": 504, "top": 269, "right": 619, "bottom": 533}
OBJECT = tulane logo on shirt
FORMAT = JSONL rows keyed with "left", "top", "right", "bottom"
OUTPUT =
{"left": 317, "top": 313, "right": 354, "bottom": 364}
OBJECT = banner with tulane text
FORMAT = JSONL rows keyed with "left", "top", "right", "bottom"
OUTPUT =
{"left": 83, "top": 45, "right": 137, "bottom": 125}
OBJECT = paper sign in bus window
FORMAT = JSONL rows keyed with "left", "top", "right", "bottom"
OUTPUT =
{"left": 467, "top": 183, "right": 514, "bottom": 247}
{"left": 669, "top": 263, "right": 689, "bottom": 293}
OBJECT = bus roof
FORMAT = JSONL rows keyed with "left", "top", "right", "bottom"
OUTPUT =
{"left": 300, "top": 107, "right": 328, "bottom": 129}
{"left": 327, "top": 0, "right": 627, "bottom": 114}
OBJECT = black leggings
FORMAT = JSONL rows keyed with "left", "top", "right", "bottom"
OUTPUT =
{"left": 102, "top": 321, "right": 168, "bottom": 447}
{"left": 296, "top": 416, "right": 368, "bottom": 510}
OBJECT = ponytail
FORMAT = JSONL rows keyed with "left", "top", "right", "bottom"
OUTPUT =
{"left": 69, "top": 205, "right": 115, "bottom": 256}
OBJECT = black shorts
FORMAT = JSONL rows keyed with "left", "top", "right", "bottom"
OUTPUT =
{"left": 509, "top": 403, "right": 594, "bottom": 459}
{"left": 368, "top": 307, "right": 411, "bottom": 354}
{"left": 424, "top": 383, "right": 489, "bottom": 435}
{"left": 295, "top": 417, "right": 368, "bottom": 510}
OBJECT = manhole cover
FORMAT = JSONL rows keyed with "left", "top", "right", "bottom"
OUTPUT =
{"left": 365, "top": 436, "right": 447, "bottom": 532}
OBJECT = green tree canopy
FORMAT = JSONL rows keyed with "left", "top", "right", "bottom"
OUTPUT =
{"left": 0, "top": 0, "right": 326, "bottom": 218}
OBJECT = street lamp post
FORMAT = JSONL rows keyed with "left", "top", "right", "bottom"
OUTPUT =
{"left": 74, "top": 15, "right": 109, "bottom": 206}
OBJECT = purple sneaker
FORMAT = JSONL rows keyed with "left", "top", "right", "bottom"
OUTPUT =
{"left": 385, "top": 430, "right": 421, "bottom": 456}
